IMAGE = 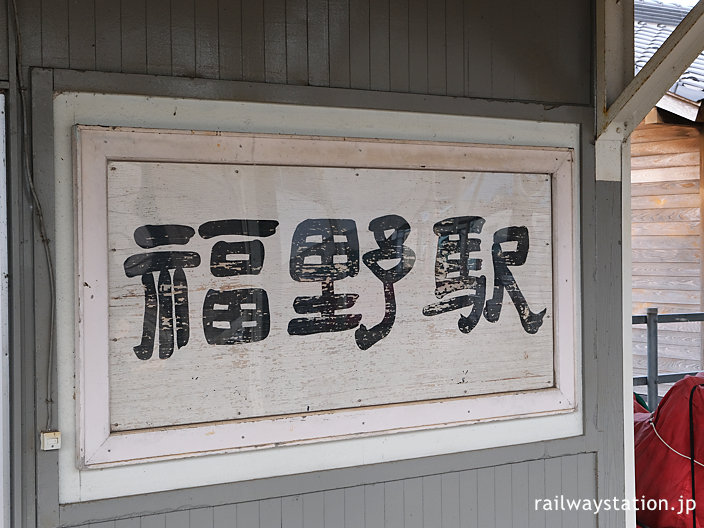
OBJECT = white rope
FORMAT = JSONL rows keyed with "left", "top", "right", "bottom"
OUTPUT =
{"left": 650, "top": 418, "right": 704, "bottom": 468}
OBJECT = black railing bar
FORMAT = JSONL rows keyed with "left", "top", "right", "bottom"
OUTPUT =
{"left": 633, "top": 376, "right": 647, "bottom": 386}
{"left": 632, "top": 312, "right": 704, "bottom": 324}
{"left": 657, "top": 371, "right": 700, "bottom": 383}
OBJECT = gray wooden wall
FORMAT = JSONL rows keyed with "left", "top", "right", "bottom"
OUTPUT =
{"left": 0, "top": 1, "right": 631, "bottom": 527}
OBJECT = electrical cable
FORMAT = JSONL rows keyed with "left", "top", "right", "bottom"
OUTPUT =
{"left": 9, "top": 0, "right": 57, "bottom": 432}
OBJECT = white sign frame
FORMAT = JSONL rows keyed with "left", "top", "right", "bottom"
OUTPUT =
{"left": 55, "top": 92, "right": 582, "bottom": 502}
{"left": 75, "top": 126, "right": 578, "bottom": 468}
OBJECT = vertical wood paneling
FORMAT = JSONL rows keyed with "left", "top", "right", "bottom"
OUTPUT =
{"left": 121, "top": 0, "right": 147, "bottom": 73}
{"left": 328, "top": 0, "right": 350, "bottom": 88}
{"left": 16, "top": 0, "right": 42, "bottom": 74}
{"left": 0, "top": 0, "right": 7, "bottom": 80}
{"left": 464, "top": 1, "right": 491, "bottom": 97}
{"left": 68, "top": 0, "right": 96, "bottom": 70}
{"left": 235, "top": 501, "right": 259, "bottom": 527}
{"left": 369, "top": 0, "right": 390, "bottom": 91}
{"left": 218, "top": 0, "right": 242, "bottom": 80}
{"left": 281, "top": 496, "right": 302, "bottom": 528}
{"left": 577, "top": 454, "right": 598, "bottom": 528}
{"left": 527, "top": 460, "right": 546, "bottom": 528}
{"left": 403, "top": 477, "right": 423, "bottom": 528}
{"left": 388, "top": 0, "right": 409, "bottom": 92}
{"left": 241, "top": 1, "right": 265, "bottom": 82}
{"left": 510, "top": 462, "right": 529, "bottom": 527}
{"left": 171, "top": 0, "right": 195, "bottom": 76}
{"left": 408, "top": 0, "right": 427, "bottom": 93}
{"left": 164, "top": 510, "right": 189, "bottom": 528}
{"left": 89, "top": 522, "right": 116, "bottom": 528}
{"left": 561, "top": 455, "right": 580, "bottom": 527}
{"left": 444, "top": 0, "right": 463, "bottom": 97}
{"left": 286, "top": 0, "right": 308, "bottom": 85}
{"left": 544, "top": 457, "right": 562, "bottom": 527}
{"left": 41, "top": 0, "right": 69, "bottom": 68}
{"left": 140, "top": 514, "right": 166, "bottom": 528}
{"left": 426, "top": 0, "right": 446, "bottom": 95}
{"left": 493, "top": 465, "right": 511, "bottom": 527}
{"left": 307, "top": 0, "right": 329, "bottom": 86}
{"left": 422, "top": 475, "right": 442, "bottom": 527}
{"left": 195, "top": 0, "right": 219, "bottom": 79}
{"left": 146, "top": 0, "right": 172, "bottom": 75}
{"left": 344, "top": 487, "right": 364, "bottom": 528}
{"left": 323, "top": 489, "right": 345, "bottom": 527}
{"left": 261, "top": 497, "right": 283, "bottom": 528}
{"left": 476, "top": 468, "right": 495, "bottom": 527}
{"left": 94, "top": 0, "right": 121, "bottom": 72}
{"left": 441, "top": 473, "right": 460, "bottom": 528}
{"left": 384, "top": 480, "right": 404, "bottom": 528}
{"left": 302, "top": 491, "right": 325, "bottom": 528}
{"left": 364, "top": 483, "right": 385, "bottom": 528}
{"left": 488, "top": 0, "right": 517, "bottom": 100}
{"left": 349, "top": 0, "right": 370, "bottom": 90}
{"left": 189, "top": 508, "right": 214, "bottom": 528}
{"left": 459, "top": 469, "right": 478, "bottom": 528}
{"left": 264, "top": 0, "right": 286, "bottom": 83}
{"left": 213, "top": 504, "right": 236, "bottom": 528}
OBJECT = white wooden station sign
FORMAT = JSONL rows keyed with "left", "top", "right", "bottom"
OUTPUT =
{"left": 75, "top": 126, "right": 577, "bottom": 468}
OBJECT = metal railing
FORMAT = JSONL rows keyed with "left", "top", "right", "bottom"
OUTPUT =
{"left": 632, "top": 307, "right": 703, "bottom": 408}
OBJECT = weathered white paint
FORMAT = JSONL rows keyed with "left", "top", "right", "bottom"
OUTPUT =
{"left": 55, "top": 92, "right": 582, "bottom": 502}
{"left": 75, "top": 127, "right": 573, "bottom": 467}
{"left": 0, "top": 94, "right": 9, "bottom": 528}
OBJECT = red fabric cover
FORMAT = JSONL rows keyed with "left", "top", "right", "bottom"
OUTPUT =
{"left": 635, "top": 374, "right": 704, "bottom": 528}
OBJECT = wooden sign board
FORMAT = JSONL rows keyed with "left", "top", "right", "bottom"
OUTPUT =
{"left": 75, "top": 126, "right": 578, "bottom": 467}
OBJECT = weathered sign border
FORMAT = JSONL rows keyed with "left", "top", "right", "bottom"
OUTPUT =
{"left": 54, "top": 92, "right": 581, "bottom": 502}
{"left": 75, "top": 126, "right": 577, "bottom": 468}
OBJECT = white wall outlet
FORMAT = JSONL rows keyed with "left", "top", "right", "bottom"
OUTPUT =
{"left": 40, "top": 431, "right": 61, "bottom": 451}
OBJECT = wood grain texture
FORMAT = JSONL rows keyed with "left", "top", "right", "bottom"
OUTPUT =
{"left": 631, "top": 166, "right": 700, "bottom": 182}
{"left": 631, "top": 180, "right": 699, "bottom": 196}
{"left": 632, "top": 235, "right": 700, "bottom": 250}
{"left": 631, "top": 276, "right": 700, "bottom": 291}
{"left": 632, "top": 221, "right": 701, "bottom": 236}
{"left": 631, "top": 193, "right": 701, "bottom": 209}
{"left": 632, "top": 262, "right": 702, "bottom": 276}
{"left": 631, "top": 137, "right": 701, "bottom": 156}
{"left": 631, "top": 207, "right": 699, "bottom": 223}
{"left": 633, "top": 354, "right": 701, "bottom": 374}
{"left": 630, "top": 151, "right": 700, "bottom": 170}
{"left": 632, "top": 125, "right": 701, "bottom": 143}
{"left": 632, "top": 341, "right": 701, "bottom": 361}
{"left": 631, "top": 249, "right": 700, "bottom": 264}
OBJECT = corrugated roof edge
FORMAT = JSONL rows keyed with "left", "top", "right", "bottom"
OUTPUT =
{"left": 635, "top": 0, "right": 690, "bottom": 26}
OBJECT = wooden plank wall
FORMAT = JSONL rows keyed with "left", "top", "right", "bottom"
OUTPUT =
{"left": 631, "top": 123, "right": 703, "bottom": 378}
{"left": 79, "top": 454, "right": 597, "bottom": 528}
{"left": 9, "top": 0, "right": 591, "bottom": 105}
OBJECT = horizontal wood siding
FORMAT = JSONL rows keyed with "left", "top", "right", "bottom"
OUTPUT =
{"left": 14, "top": 0, "right": 592, "bottom": 104}
{"left": 78, "top": 454, "right": 597, "bottom": 528}
{"left": 631, "top": 123, "right": 703, "bottom": 378}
